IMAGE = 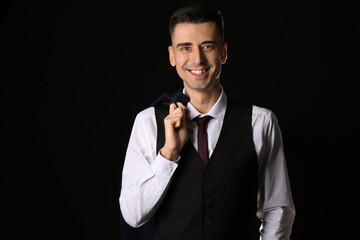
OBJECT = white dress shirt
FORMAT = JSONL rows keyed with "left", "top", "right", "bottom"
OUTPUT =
{"left": 120, "top": 89, "right": 295, "bottom": 240}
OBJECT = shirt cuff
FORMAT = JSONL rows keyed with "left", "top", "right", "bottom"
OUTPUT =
{"left": 151, "top": 152, "right": 179, "bottom": 177}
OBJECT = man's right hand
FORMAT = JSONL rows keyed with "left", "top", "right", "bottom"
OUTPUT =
{"left": 160, "top": 102, "right": 188, "bottom": 161}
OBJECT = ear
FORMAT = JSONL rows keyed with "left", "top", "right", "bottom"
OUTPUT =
{"left": 168, "top": 46, "right": 176, "bottom": 67}
{"left": 221, "top": 42, "right": 227, "bottom": 64}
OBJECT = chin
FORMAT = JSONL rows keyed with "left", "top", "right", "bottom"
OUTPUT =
{"left": 185, "top": 80, "right": 216, "bottom": 92}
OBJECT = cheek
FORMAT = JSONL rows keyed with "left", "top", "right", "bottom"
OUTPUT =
{"left": 208, "top": 54, "right": 222, "bottom": 70}
{"left": 175, "top": 63, "right": 187, "bottom": 78}
{"left": 174, "top": 55, "right": 187, "bottom": 70}
{"left": 175, "top": 65, "right": 184, "bottom": 74}
{"left": 206, "top": 50, "right": 221, "bottom": 62}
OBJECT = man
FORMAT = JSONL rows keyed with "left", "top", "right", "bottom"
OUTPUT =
{"left": 120, "top": 3, "right": 295, "bottom": 240}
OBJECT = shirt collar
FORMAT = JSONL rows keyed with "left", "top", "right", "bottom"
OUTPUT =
{"left": 184, "top": 86, "right": 227, "bottom": 122}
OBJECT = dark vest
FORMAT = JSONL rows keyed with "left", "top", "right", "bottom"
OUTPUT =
{"left": 154, "top": 98, "right": 261, "bottom": 240}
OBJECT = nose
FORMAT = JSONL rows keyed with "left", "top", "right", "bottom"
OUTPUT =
{"left": 191, "top": 46, "right": 206, "bottom": 65}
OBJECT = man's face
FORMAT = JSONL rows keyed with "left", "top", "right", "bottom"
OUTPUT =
{"left": 168, "top": 22, "right": 227, "bottom": 92}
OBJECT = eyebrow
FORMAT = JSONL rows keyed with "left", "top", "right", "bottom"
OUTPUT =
{"left": 176, "top": 40, "right": 217, "bottom": 48}
{"left": 201, "top": 40, "right": 217, "bottom": 45}
{"left": 176, "top": 42, "right": 192, "bottom": 48}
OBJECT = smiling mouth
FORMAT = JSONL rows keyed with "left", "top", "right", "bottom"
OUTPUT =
{"left": 186, "top": 68, "right": 210, "bottom": 76}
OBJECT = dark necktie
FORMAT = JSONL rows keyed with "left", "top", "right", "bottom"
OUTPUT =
{"left": 195, "top": 115, "right": 213, "bottom": 164}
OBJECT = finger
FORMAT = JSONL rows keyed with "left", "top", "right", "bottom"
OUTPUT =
{"left": 175, "top": 119, "right": 181, "bottom": 128}
{"left": 166, "top": 113, "right": 185, "bottom": 129}
{"left": 170, "top": 102, "right": 186, "bottom": 113}
{"left": 170, "top": 103, "right": 186, "bottom": 115}
{"left": 175, "top": 102, "right": 186, "bottom": 110}
{"left": 165, "top": 111, "right": 183, "bottom": 125}
{"left": 169, "top": 103, "right": 177, "bottom": 114}
{"left": 167, "top": 115, "right": 183, "bottom": 128}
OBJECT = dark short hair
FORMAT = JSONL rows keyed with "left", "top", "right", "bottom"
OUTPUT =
{"left": 169, "top": 3, "right": 224, "bottom": 43}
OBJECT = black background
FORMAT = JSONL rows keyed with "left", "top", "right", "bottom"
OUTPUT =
{"left": 1, "top": 0, "right": 359, "bottom": 239}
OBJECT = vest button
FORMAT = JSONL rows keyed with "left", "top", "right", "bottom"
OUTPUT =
{"left": 204, "top": 198, "right": 211, "bottom": 205}
{"left": 203, "top": 176, "right": 210, "bottom": 183}
{"left": 204, "top": 218, "right": 211, "bottom": 225}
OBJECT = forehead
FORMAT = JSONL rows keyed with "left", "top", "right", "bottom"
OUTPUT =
{"left": 171, "top": 22, "right": 219, "bottom": 44}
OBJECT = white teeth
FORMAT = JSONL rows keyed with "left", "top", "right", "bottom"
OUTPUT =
{"left": 190, "top": 69, "right": 206, "bottom": 75}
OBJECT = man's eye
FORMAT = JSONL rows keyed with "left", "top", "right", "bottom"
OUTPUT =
{"left": 202, "top": 45, "right": 213, "bottom": 50}
{"left": 182, "top": 47, "right": 189, "bottom": 51}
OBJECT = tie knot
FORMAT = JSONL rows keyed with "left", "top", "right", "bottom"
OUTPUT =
{"left": 195, "top": 115, "right": 213, "bottom": 128}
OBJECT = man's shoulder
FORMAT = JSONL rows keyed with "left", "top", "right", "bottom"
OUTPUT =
{"left": 135, "top": 106, "right": 155, "bottom": 120}
{"left": 135, "top": 104, "right": 169, "bottom": 126}
{"left": 252, "top": 105, "right": 274, "bottom": 118}
{"left": 251, "top": 105, "right": 279, "bottom": 129}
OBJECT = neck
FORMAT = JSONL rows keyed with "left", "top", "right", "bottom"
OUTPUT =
{"left": 185, "top": 84, "right": 222, "bottom": 114}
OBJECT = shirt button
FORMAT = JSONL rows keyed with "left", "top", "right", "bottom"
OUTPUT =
{"left": 167, "top": 168, "right": 172, "bottom": 173}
